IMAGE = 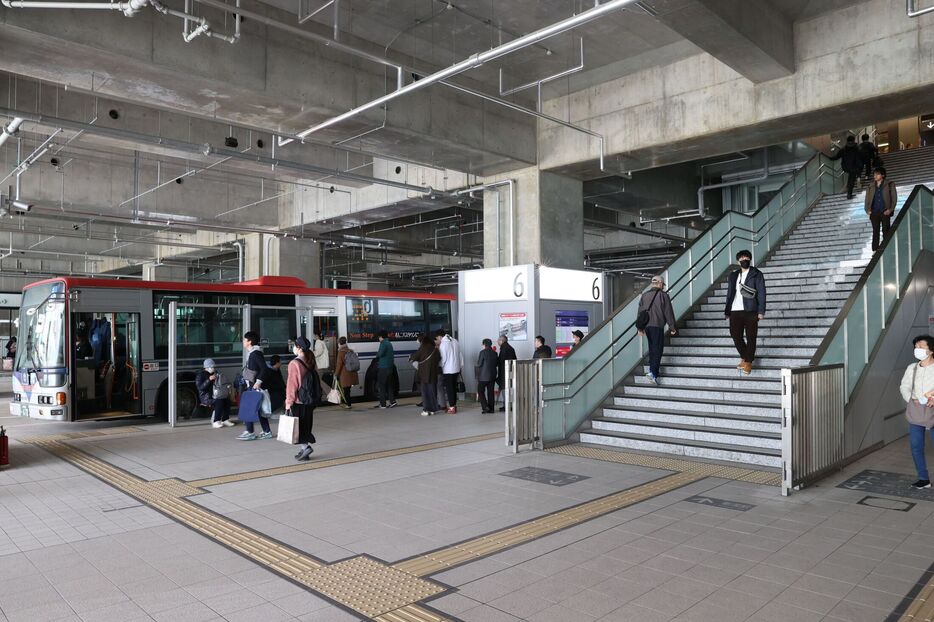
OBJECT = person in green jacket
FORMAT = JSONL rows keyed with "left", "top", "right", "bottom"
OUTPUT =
{"left": 374, "top": 330, "right": 397, "bottom": 409}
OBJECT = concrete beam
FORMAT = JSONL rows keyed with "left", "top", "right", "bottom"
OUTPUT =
{"left": 644, "top": 0, "right": 795, "bottom": 83}
{"left": 540, "top": 0, "right": 934, "bottom": 177}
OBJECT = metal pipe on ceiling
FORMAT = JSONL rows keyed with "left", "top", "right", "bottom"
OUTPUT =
{"left": 0, "top": 117, "right": 24, "bottom": 149}
{"left": 231, "top": 240, "right": 244, "bottom": 281}
{"left": 284, "top": 0, "right": 637, "bottom": 143}
{"left": 694, "top": 148, "right": 770, "bottom": 219}
{"left": 0, "top": 0, "right": 147, "bottom": 15}
{"left": 908, "top": 0, "right": 934, "bottom": 17}
{"left": 0, "top": 108, "right": 442, "bottom": 196}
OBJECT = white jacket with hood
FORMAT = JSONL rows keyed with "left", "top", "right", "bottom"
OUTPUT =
{"left": 439, "top": 334, "right": 463, "bottom": 374}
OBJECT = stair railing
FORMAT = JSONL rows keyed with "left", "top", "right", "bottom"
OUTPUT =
{"left": 809, "top": 184, "right": 934, "bottom": 399}
{"left": 537, "top": 153, "right": 844, "bottom": 445}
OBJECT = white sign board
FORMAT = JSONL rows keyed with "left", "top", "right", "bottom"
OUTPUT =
{"left": 539, "top": 267, "right": 603, "bottom": 302}
{"left": 463, "top": 265, "right": 531, "bottom": 302}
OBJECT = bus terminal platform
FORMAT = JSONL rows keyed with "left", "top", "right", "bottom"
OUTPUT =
{"left": 0, "top": 397, "right": 932, "bottom": 622}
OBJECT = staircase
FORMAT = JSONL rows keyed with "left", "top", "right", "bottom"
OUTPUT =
{"left": 579, "top": 147, "right": 934, "bottom": 469}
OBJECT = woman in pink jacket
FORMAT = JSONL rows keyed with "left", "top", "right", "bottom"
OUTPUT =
{"left": 287, "top": 337, "right": 318, "bottom": 462}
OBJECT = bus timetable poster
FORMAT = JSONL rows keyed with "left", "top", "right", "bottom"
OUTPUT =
{"left": 555, "top": 310, "right": 589, "bottom": 345}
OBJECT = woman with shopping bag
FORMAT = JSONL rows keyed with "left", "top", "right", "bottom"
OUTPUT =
{"left": 285, "top": 337, "right": 319, "bottom": 461}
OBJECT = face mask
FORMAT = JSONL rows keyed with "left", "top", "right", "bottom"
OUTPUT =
{"left": 206, "top": 368, "right": 215, "bottom": 373}
{"left": 739, "top": 260, "right": 751, "bottom": 269}
{"left": 915, "top": 348, "right": 930, "bottom": 361}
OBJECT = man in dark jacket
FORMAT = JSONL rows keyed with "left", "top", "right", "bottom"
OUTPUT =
{"left": 196, "top": 358, "right": 231, "bottom": 428}
{"left": 637, "top": 275, "right": 677, "bottom": 383}
{"left": 496, "top": 335, "right": 517, "bottom": 412}
{"left": 830, "top": 135, "right": 864, "bottom": 199}
{"left": 859, "top": 134, "right": 878, "bottom": 181}
{"left": 864, "top": 166, "right": 897, "bottom": 252}
{"left": 724, "top": 250, "right": 767, "bottom": 375}
{"left": 476, "top": 339, "right": 498, "bottom": 414}
{"left": 533, "top": 336, "right": 552, "bottom": 359}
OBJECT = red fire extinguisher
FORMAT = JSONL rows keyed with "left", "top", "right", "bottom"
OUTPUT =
{"left": 0, "top": 426, "right": 8, "bottom": 469}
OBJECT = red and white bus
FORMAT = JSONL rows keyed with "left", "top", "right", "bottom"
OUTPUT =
{"left": 11, "top": 276, "right": 455, "bottom": 421}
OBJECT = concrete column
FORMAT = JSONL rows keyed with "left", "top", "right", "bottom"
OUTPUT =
{"left": 266, "top": 237, "right": 321, "bottom": 288}
{"left": 483, "top": 167, "right": 583, "bottom": 269}
{"left": 142, "top": 263, "right": 188, "bottom": 282}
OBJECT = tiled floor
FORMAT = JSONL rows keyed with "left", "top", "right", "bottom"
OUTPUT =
{"left": 1, "top": 399, "right": 932, "bottom": 621}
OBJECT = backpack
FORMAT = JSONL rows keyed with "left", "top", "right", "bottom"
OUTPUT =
{"left": 635, "top": 290, "right": 661, "bottom": 331}
{"left": 297, "top": 360, "right": 321, "bottom": 404}
{"left": 343, "top": 349, "right": 360, "bottom": 372}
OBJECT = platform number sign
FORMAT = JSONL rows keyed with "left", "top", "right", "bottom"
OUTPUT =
{"left": 513, "top": 271, "right": 525, "bottom": 298}
{"left": 591, "top": 277, "right": 600, "bottom": 301}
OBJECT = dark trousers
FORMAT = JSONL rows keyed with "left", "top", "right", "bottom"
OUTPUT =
{"left": 341, "top": 385, "right": 352, "bottom": 407}
{"left": 870, "top": 211, "right": 891, "bottom": 251}
{"left": 846, "top": 170, "right": 859, "bottom": 198}
{"left": 478, "top": 380, "right": 495, "bottom": 413}
{"left": 211, "top": 398, "right": 230, "bottom": 422}
{"left": 245, "top": 416, "right": 270, "bottom": 434}
{"left": 442, "top": 373, "right": 458, "bottom": 407}
{"left": 644, "top": 326, "right": 664, "bottom": 377}
{"left": 729, "top": 311, "right": 759, "bottom": 363}
{"left": 420, "top": 382, "right": 438, "bottom": 413}
{"left": 377, "top": 367, "right": 395, "bottom": 406}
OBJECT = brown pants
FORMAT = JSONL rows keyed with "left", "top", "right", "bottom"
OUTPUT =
{"left": 729, "top": 311, "right": 759, "bottom": 363}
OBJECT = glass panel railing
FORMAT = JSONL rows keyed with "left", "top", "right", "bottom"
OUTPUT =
{"left": 813, "top": 184, "right": 934, "bottom": 400}
{"left": 540, "top": 153, "right": 844, "bottom": 443}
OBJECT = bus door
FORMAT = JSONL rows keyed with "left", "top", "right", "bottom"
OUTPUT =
{"left": 72, "top": 311, "right": 142, "bottom": 419}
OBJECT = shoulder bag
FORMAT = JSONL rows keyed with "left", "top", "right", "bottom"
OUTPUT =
{"left": 905, "top": 365, "right": 934, "bottom": 429}
{"left": 635, "top": 290, "right": 661, "bottom": 331}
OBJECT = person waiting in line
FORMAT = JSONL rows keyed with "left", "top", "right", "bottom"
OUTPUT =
{"left": 859, "top": 133, "right": 878, "bottom": 182}
{"left": 724, "top": 250, "right": 766, "bottom": 376}
{"left": 411, "top": 335, "right": 440, "bottom": 416}
{"left": 571, "top": 330, "right": 584, "bottom": 349}
{"left": 74, "top": 334, "right": 93, "bottom": 359}
{"left": 196, "top": 359, "right": 232, "bottom": 429}
{"left": 495, "top": 335, "right": 517, "bottom": 412}
{"left": 865, "top": 166, "right": 897, "bottom": 253}
{"left": 533, "top": 336, "right": 552, "bottom": 359}
{"left": 313, "top": 331, "right": 333, "bottom": 402}
{"left": 4, "top": 336, "right": 15, "bottom": 359}
{"left": 901, "top": 335, "right": 934, "bottom": 489}
{"left": 437, "top": 329, "right": 463, "bottom": 414}
{"left": 477, "top": 338, "right": 498, "bottom": 414}
{"left": 287, "top": 337, "right": 318, "bottom": 462}
{"left": 266, "top": 355, "right": 287, "bottom": 413}
{"left": 374, "top": 330, "right": 397, "bottom": 409}
{"left": 334, "top": 337, "right": 358, "bottom": 409}
{"left": 637, "top": 275, "right": 677, "bottom": 384}
{"left": 829, "top": 135, "right": 864, "bottom": 199}
{"left": 238, "top": 331, "right": 273, "bottom": 440}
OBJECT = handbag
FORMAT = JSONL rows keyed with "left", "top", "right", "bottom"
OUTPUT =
{"left": 259, "top": 388, "right": 272, "bottom": 415}
{"left": 212, "top": 372, "right": 230, "bottom": 400}
{"left": 238, "top": 389, "right": 263, "bottom": 422}
{"left": 277, "top": 413, "right": 300, "bottom": 444}
{"left": 636, "top": 290, "right": 661, "bottom": 330}
{"left": 906, "top": 365, "right": 934, "bottom": 428}
{"left": 326, "top": 388, "right": 341, "bottom": 404}
{"left": 241, "top": 367, "right": 257, "bottom": 385}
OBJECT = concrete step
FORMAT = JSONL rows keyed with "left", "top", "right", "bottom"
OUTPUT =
{"left": 622, "top": 384, "right": 781, "bottom": 405}
{"left": 659, "top": 354, "right": 811, "bottom": 367}
{"left": 754, "top": 265, "right": 862, "bottom": 278}
{"left": 578, "top": 430, "right": 782, "bottom": 468}
{"left": 763, "top": 259, "right": 869, "bottom": 271}
{"left": 670, "top": 345, "right": 814, "bottom": 357}
{"left": 693, "top": 308, "right": 838, "bottom": 319}
{"left": 701, "top": 300, "right": 844, "bottom": 312}
{"left": 590, "top": 419, "right": 781, "bottom": 449}
{"left": 602, "top": 404, "right": 779, "bottom": 431}
{"left": 706, "top": 291, "right": 850, "bottom": 303}
{"left": 647, "top": 364, "right": 784, "bottom": 378}
{"left": 685, "top": 317, "right": 834, "bottom": 328}
{"left": 778, "top": 237, "right": 870, "bottom": 251}
{"left": 770, "top": 249, "right": 870, "bottom": 262}
{"left": 711, "top": 280, "right": 857, "bottom": 295}
{"left": 611, "top": 393, "right": 779, "bottom": 417}
{"left": 670, "top": 336, "right": 823, "bottom": 347}
{"left": 631, "top": 373, "right": 780, "bottom": 390}
{"left": 678, "top": 326, "right": 828, "bottom": 337}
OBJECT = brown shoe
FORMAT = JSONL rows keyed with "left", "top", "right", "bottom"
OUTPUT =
{"left": 741, "top": 361, "right": 753, "bottom": 375}
{"left": 736, "top": 361, "right": 745, "bottom": 369}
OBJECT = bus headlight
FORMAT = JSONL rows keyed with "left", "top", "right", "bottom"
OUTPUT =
{"left": 56, "top": 392, "right": 66, "bottom": 405}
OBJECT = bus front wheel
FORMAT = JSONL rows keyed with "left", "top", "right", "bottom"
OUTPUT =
{"left": 156, "top": 382, "right": 200, "bottom": 420}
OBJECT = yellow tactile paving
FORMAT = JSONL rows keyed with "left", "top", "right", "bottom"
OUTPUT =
{"left": 898, "top": 578, "right": 934, "bottom": 622}
{"left": 546, "top": 443, "right": 783, "bottom": 486}
{"left": 393, "top": 470, "right": 705, "bottom": 577}
{"left": 374, "top": 604, "right": 449, "bottom": 622}
{"left": 187, "top": 432, "right": 501, "bottom": 488}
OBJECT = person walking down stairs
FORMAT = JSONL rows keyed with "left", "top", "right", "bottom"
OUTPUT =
{"left": 724, "top": 250, "right": 767, "bottom": 375}
{"left": 864, "top": 166, "right": 897, "bottom": 252}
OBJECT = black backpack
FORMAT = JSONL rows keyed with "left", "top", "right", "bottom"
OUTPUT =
{"left": 297, "top": 360, "right": 321, "bottom": 405}
{"left": 635, "top": 290, "right": 661, "bottom": 331}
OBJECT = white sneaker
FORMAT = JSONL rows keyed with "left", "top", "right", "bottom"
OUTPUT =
{"left": 221, "top": 420, "right": 235, "bottom": 427}
{"left": 420, "top": 410, "right": 430, "bottom": 417}
{"left": 212, "top": 421, "right": 224, "bottom": 428}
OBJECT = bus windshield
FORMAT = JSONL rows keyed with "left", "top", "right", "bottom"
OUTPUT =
{"left": 15, "top": 282, "right": 66, "bottom": 381}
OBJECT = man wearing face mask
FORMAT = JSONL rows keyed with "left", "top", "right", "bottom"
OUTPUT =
{"left": 900, "top": 335, "right": 934, "bottom": 489}
{"left": 724, "top": 250, "right": 766, "bottom": 375}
